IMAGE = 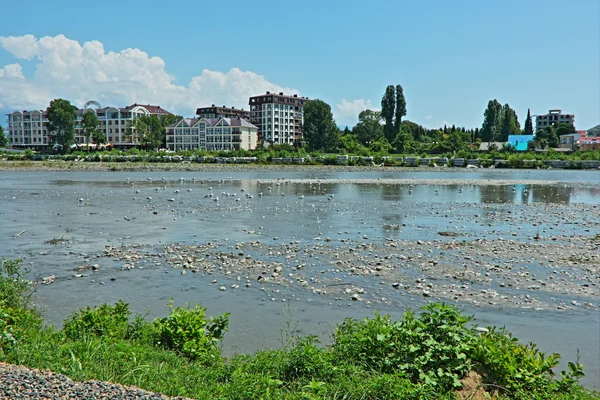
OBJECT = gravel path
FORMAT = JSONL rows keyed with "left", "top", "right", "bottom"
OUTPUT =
{"left": 0, "top": 363, "right": 192, "bottom": 400}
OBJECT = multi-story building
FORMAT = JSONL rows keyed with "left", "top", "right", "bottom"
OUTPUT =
{"left": 196, "top": 105, "right": 250, "bottom": 120}
{"left": 248, "top": 91, "right": 307, "bottom": 146}
{"left": 166, "top": 117, "right": 258, "bottom": 152}
{"left": 6, "top": 101, "right": 171, "bottom": 149}
{"left": 535, "top": 109, "right": 575, "bottom": 132}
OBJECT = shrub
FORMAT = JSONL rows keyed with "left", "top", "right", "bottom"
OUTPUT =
{"left": 332, "top": 303, "right": 477, "bottom": 390}
{"left": 0, "top": 259, "right": 34, "bottom": 309}
{"left": 153, "top": 301, "right": 229, "bottom": 363}
{"left": 63, "top": 300, "right": 131, "bottom": 340}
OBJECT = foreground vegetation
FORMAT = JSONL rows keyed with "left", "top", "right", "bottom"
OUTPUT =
{"left": 1, "top": 258, "right": 598, "bottom": 399}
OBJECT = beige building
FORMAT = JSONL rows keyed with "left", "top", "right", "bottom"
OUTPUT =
{"left": 6, "top": 101, "right": 171, "bottom": 148}
{"left": 535, "top": 109, "right": 575, "bottom": 132}
{"left": 166, "top": 117, "right": 258, "bottom": 152}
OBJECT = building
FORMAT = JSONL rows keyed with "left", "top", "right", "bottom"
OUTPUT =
{"left": 507, "top": 135, "right": 536, "bottom": 151}
{"left": 535, "top": 109, "right": 575, "bottom": 132}
{"left": 586, "top": 125, "right": 600, "bottom": 137}
{"left": 6, "top": 101, "right": 172, "bottom": 149}
{"left": 249, "top": 91, "right": 308, "bottom": 146}
{"left": 559, "top": 132, "right": 583, "bottom": 151}
{"left": 196, "top": 105, "right": 250, "bottom": 120}
{"left": 166, "top": 117, "right": 258, "bottom": 152}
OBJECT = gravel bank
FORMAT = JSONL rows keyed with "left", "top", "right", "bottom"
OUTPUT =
{"left": 0, "top": 363, "right": 191, "bottom": 400}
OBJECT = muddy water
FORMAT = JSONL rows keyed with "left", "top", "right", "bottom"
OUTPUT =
{"left": 1, "top": 169, "right": 599, "bottom": 388}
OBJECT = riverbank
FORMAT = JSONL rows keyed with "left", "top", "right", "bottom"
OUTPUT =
{"left": 1, "top": 257, "right": 598, "bottom": 400}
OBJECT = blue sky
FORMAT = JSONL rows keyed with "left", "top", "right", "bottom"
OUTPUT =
{"left": 1, "top": 0, "right": 598, "bottom": 129}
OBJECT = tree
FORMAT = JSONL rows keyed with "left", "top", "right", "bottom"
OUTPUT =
{"left": 499, "top": 104, "right": 520, "bottom": 141}
{"left": 523, "top": 108, "right": 534, "bottom": 134}
{"left": 132, "top": 115, "right": 164, "bottom": 149}
{"left": 92, "top": 130, "right": 106, "bottom": 145}
{"left": 400, "top": 120, "right": 426, "bottom": 142}
{"left": 0, "top": 126, "right": 7, "bottom": 147}
{"left": 394, "top": 84, "right": 407, "bottom": 133}
{"left": 353, "top": 110, "right": 383, "bottom": 146}
{"left": 392, "top": 127, "right": 414, "bottom": 154}
{"left": 554, "top": 122, "right": 576, "bottom": 138}
{"left": 381, "top": 85, "right": 396, "bottom": 142}
{"left": 302, "top": 99, "right": 339, "bottom": 152}
{"left": 46, "top": 98, "right": 77, "bottom": 151}
{"left": 81, "top": 111, "right": 101, "bottom": 145}
{"left": 535, "top": 126, "right": 557, "bottom": 148}
{"left": 480, "top": 99, "right": 503, "bottom": 142}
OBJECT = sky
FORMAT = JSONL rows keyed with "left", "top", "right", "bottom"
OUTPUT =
{"left": 0, "top": 0, "right": 599, "bottom": 130}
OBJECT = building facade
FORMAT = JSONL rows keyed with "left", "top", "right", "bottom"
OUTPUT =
{"left": 166, "top": 117, "right": 258, "bottom": 152}
{"left": 248, "top": 91, "right": 307, "bottom": 146}
{"left": 535, "top": 109, "right": 575, "bottom": 132}
{"left": 6, "top": 101, "right": 171, "bottom": 149}
{"left": 196, "top": 105, "right": 250, "bottom": 120}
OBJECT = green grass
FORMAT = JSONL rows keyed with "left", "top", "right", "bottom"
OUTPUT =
{"left": 1, "top": 258, "right": 599, "bottom": 400}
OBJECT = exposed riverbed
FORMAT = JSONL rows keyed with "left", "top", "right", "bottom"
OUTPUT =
{"left": 1, "top": 169, "right": 599, "bottom": 388}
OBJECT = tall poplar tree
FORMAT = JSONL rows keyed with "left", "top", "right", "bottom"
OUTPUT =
{"left": 499, "top": 104, "right": 521, "bottom": 141}
{"left": 480, "top": 99, "right": 503, "bottom": 142}
{"left": 381, "top": 85, "right": 396, "bottom": 142}
{"left": 523, "top": 109, "right": 534, "bottom": 134}
{"left": 394, "top": 84, "right": 407, "bottom": 134}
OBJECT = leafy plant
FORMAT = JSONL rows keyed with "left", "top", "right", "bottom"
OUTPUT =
{"left": 153, "top": 300, "right": 229, "bottom": 363}
{"left": 63, "top": 300, "right": 131, "bottom": 340}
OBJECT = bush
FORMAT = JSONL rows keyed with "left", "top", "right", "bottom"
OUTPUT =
{"left": 153, "top": 301, "right": 229, "bottom": 363}
{"left": 63, "top": 300, "right": 131, "bottom": 340}
{"left": 0, "top": 259, "right": 34, "bottom": 309}
{"left": 333, "top": 303, "right": 477, "bottom": 390}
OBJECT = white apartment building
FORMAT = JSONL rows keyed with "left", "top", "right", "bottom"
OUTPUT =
{"left": 166, "top": 117, "right": 258, "bottom": 152}
{"left": 249, "top": 92, "right": 307, "bottom": 146}
{"left": 6, "top": 101, "right": 172, "bottom": 148}
{"left": 535, "top": 109, "right": 575, "bottom": 132}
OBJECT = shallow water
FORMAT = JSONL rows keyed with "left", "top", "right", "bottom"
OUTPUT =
{"left": 1, "top": 169, "right": 599, "bottom": 388}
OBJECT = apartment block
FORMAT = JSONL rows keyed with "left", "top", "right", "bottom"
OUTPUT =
{"left": 6, "top": 101, "right": 172, "bottom": 148}
{"left": 535, "top": 109, "right": 575, "bottom": 132}
{"left": 196, "top": 105, "right": 250, "bottom": 120}
{"left": 249, "top": 91, "right": 308, "bottom": 146}
{"left": 166, "top": 117, "right": 258, "bottom": 152}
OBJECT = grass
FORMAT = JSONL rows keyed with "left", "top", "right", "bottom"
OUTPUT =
{"left": 1, "top": 258, "right": 599, "bottom": 400}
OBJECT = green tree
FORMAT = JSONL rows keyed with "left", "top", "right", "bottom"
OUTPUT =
{"left": 302, "top": 99, "right": 339, "bottom": 152}
{"left": 81, "top": 111, "right": 101, "bottom": 145}
{"left": 480, "top": 99, "right": 503, "bottom": 142}
{"left": 381, "top": 85, "right": 396, "bottom": 142}
{"left": 46, "top": 98, "right": 77, "bottom": 151}
{"left": 0, "top": 126, "right": 7, "bottom": 147}
{"left": 92, "top": 130, "right": 106, "bottom": 145}
{"left": 499, "top": 104, "right": 521, "bottom": 141}
{"left": 132, "top": 115, "right": 164, "bottom": 149}
{"left": 400, "top": 120, "right": 426, "bottom": 142}
{"left": 554, "top": 122, "right": 576, "bottom": 138}
{"left": 394, "top": 84, "right": 407, "bottom": 134}
{"left": 535, "top": 126, "right": 557, "bottom": 148}
{"left": 392, "top": 127, "right": 414, "bottom": 154}
{"left": 352, "top": 110, "right": 383, "bottom": 146}
{"left": 523, "top": 108, "right": 534, "bottom": 134}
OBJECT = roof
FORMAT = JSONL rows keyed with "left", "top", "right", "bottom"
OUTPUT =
{"left": 478, "top": 142, "right": 505, "bottom": 151}
{"left": 124, "top": 103, "right": 172, "bottom": 115}
{"left": 587, "top": 125, "right": 600, "bottom": 137}
{"left": 507, "top": 135, "right": 535, "bottom": 151}
{"left": 204, "top": 117, "right": 258, "bottom": 129}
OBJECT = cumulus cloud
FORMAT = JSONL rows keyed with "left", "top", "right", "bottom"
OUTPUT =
{"left": 0, "top": 34, "right": 297, "bottom": 116}
{"left": 335, "top": 98, "right": 378, "bottom": 126}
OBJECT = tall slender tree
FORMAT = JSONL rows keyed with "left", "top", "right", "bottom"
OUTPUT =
{"left": 0, "top": 126, "right": 7, "bottom": 147}
{"left": 82, "top": 110, "right": 101, "bottom": 145}
{"left": 523, "top": 108, "right": 534, "bottom": 134}
{"left": 480, "top": 99, "right": 503, "bottom": 142}
{"left": 394, "top": 84, "right": 407, "bottom": 134}
{"left": 499, "top": 104, "right": 521, "bottom": 141}
{"left": 381, "top": 85, "right": 396, "bottom": 141}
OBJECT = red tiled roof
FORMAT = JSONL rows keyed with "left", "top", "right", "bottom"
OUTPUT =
{"left": 124, "top": 103, "right": 172, "bottom": 115}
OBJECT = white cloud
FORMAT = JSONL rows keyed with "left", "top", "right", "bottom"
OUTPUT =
{"left": 0, "top": 63, "right": 24, "bottom": 79}
{"left": 0, "top": 34, "right": 297, "bottom": 116}
{"left": 425, "top": 115, "right": 432, "bottom": 120}
{"left": 335, "top": 99, "right": 378, "bottom": 126}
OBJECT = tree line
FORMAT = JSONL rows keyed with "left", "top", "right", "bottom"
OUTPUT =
{"left": 301, "top": 88, "right": 578, "bottom": 153}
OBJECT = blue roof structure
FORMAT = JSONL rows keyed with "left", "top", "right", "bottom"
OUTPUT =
{"left": 507, "top": 135, "right": 535, "bottom": 151}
